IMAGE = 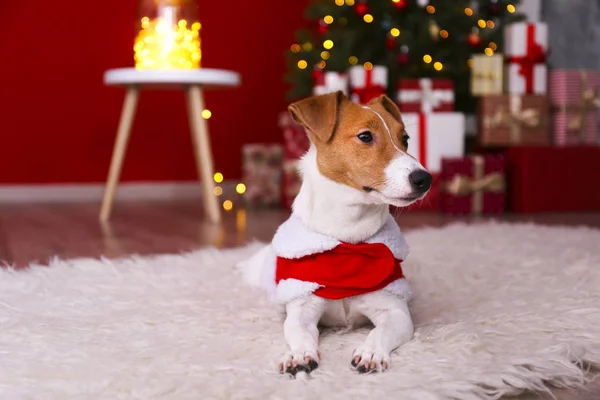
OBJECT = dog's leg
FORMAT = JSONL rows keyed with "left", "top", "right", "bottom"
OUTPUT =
{"left": 349, "top": 292, "right": 413, "bottom": 373}
{"left": 279, "top": 295, "right": 327, "bottom": 377}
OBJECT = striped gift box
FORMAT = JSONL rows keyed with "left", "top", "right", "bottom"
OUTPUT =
{"left": 549, "top": 70, "right": 599, "bottom": 146}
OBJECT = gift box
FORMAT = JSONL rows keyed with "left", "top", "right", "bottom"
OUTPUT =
{"left": 440, "top": 154, "right": 506, "bottom": 215}
{"left": 279, "top": 111, "right": 310, "bottom": 160}
{"left": 506, "top": 146, "right": 600, "bottom": 212}
{"left": 478, "top": 94, "right": 550, "bottom": 147}
{"left": 470, "top": 54, "right": 504, "bottom": 96}
{"left": 282, "top": 160, "right": 302, "bottom": 210}
{"left": 549, "top": 70, "right": 599, "bottom": 146}
{"left": 401, "top": 112, "right": 466, "bottom": 173}
{"left": 313, "top": 70, "right": 349, "bottom": 96}
{"left": 396, "top": 78, "right": 454, "bottom": 113}
{"left": 504, "top": 22, "right": 548, "bottom": 95}
{"left": 349, "top": 65, "right": 387, "bottom": 104}
{"left": 242, "top": 144, "right": 283, "bottom": 208}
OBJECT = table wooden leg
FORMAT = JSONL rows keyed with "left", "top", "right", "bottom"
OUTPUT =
{"left": 186, "top": 86, "right": 221, "bottom": 224}
{"left": 99, "top": 86, "right": 139, "bottom": 222}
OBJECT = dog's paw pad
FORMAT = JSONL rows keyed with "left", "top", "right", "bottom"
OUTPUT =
{"left": 279, "top": 352, "right": 319, "bottom": 377}
{"left": 351, "top": 347, "right": 390, "bottom": 374}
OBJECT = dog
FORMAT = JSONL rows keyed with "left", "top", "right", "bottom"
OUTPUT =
{"left": 239, "top": 91, "right": 432, "bottom": 376}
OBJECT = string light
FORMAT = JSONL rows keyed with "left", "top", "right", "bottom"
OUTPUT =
{"left": 487, "top": 20, "right": 495, "bottom": 28}
{"left": 223, "top": 200, "right": 233, "bottom": 211}
{"left": 426, "top": 5, "right": 435, "bottom": 13}
{"left": 335, "top": 0, "right": 344, "bottom": 6}
{"left": 213, "top": 187, "right": 223, "bottom": 196}
{"left": 423, "top": 54, "right": 432, "bottom": 63}
{"left": 302, "top": 42, "right": 312, "bottom": 51}
{"left": 477, "top": 19, "right": 487, "bottom": 28}
{"left": 134, "top": 17, "right": 201, "bottom": 69}
{"left": 363, "top": 14, "right": 374, "bottom": 23}
{"left": 440, "top": 30, "right": 449, "bottom": 38}
{"left": 464, "top": 7, "right": 473, "bottom": 16}
{"left": 349, "top": 56, "right": 358, "bottom": 65}
{"left": 290, "top": 44, "right": 300, "bottom": 53}
{"left": 489, "top": 42, "right": 497, "bottom": 51}
{"left": 236, "top": 183, "right": 246, "bottom": 194}
{"left": 364, "top": 62, "right": 373, "bottom": 70}
{"left": 297, "top": 60, "right": 308, "bottom": 69}
{"left": 345, "top": 0, "right": 355, "bottom": 5}
{"left": 318, "top": 60, "right": 327, "bottom": 69}
{"left": 467, "top": 58, "right": 474, "bottom": 68}
{"left": 323, "top": 39, "right": 334, "bottom": 49}
{"left": 321, "top": 51, "right": 330, "bottom": 60}
{"left": 201, "top": 109, "right": 211, "bottom": 119}
{"left": 434, "top": 62, "right": 443, "bottom": 71}
{"left": 214, "top": 172, "right": 223, "bottom": 183}
{"left": 507, "top": 4, "right": 516, "bottom": 13}
{"left": 484, "top": 47, "right": 494, "bottom": 56}
{"left": 324, "top": 15, "right": 334, "bottom": 24}
{"left": 390, "top": 28, "right": 400, "bottom": 37}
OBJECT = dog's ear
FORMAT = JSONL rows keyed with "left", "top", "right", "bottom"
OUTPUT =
{"left": 368, "top": 95, "right": 402, "bottom": 122}
{"left": 288, "top": 91, "right": 345, "bottom": 143}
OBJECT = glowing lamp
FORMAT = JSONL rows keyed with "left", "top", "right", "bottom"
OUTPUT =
{"left": 134, "top": 0, "right": 201, "bottom": 70}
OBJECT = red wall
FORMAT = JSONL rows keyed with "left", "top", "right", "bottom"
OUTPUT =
{"left": 0, "top": 0, "right": 308, "bottom": 184}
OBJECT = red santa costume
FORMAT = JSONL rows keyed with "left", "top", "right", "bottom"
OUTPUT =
{"left": 254, "top": 214, "right": 412, "bottom": 304}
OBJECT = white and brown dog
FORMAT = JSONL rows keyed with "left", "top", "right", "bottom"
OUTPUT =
{"left": 239, "top": 91, "right": 432, "bottom": 376}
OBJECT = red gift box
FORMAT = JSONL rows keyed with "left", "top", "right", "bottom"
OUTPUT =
{"left": 349, "top": 65, "right": 387, "bottom": 104}
{"left": 440, "top": 155, "right": 506, "bottom": 215}
{"left": 396, "top": 78, "right": 454, "bottom": 113}
{"left": 506, "top": 146, "right": 600, "bottom": 212}
{"left": 279, "top": 111, "right": 310, "bottom": 160}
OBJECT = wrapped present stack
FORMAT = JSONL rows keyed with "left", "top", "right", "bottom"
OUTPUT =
{"left": 279, "top": 112, "right": 310, "bottom": 209}
{"left": 242, "top": 144, "right": 283, "bottom": 209}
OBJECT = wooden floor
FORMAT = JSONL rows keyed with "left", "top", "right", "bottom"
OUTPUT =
{"left": 1, "top": 201, "right": 599, "bottom": 399}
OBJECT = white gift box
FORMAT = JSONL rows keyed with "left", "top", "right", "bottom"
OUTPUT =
{"left": 504, "top": 22, "right": 548, "bottom": 95}
{"left": 401, "top": 113, "right": 466, "bottom": 173}
{"left": 348, "top": 65, "right": 388, "bottom": 103}
{"left": 312, "top": 71, "right": 349, "bottom": 96}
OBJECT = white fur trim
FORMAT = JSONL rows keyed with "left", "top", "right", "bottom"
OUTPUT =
{"left": 271, "top": 215, "right": 340, "bottom": 259}
{"left": 276, "top": 279, "right": 322, "bottom": 304}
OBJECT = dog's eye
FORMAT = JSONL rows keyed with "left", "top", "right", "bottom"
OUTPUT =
{"left": 357, "top": 131, "right": 374, "bottom": 143}
{"left": 401, "top": 134, "right": 409, "bottom": 148}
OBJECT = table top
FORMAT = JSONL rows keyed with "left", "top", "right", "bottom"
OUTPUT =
{"left": 104, "top": 68, "right": 241, "bottom": 89}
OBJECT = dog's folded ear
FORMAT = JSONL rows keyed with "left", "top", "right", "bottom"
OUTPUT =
{"left": 368, "top": 95, "right": 402, "bottom": 122}
{"left": 288, "top": 91, "right": 345, "bottom": 143}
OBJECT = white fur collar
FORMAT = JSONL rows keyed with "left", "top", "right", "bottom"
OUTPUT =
{"left": 272, "top": 214, "right": 409, "bottom": 261}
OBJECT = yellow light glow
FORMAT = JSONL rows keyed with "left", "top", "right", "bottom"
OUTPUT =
{"left": 236, "top": 183, "right": 246, "bottom": 194}
{"left": 134, "top": 16, "right": 201, "bottom": 69}
{"left": 364, "top": 62, "right": 373, "bottom": 70}
{"left": 236, "top": 209, "right": 246, "bottom": 233}
{"left": 214, "top": 172, "right": 223, "bottom": 183}
{"left": 323, "top": 39, "right": 334, "bottom": 49}
{"left": 349, "top": 56, "right": 358, "bottom": 65}
{"left": 335, "top": 0, "right": 344, "bottom": 5}
{"left": 321, "top": 51, "right": 330, "bottom": 60}
{"left": 434, "top": 62, "right": 443, "bottom": 71}
{"left": 423, "top": 54, "right": 433, "bottom": 63}
{"left": 213, "top": 186, "right": 223, "bottom": 196}
{"left": 223, "top": 200, "right": 233, "bottom": 211}
{"left": 290, "top": 44, "right": 301, "bottom": 53}
{"left": 464, "top": 7, "right": 473, "bottom": 16}
{"left": 363, "top": 14, "right": 374, "bottom": 23}
{"left": 317, "top": 60, "right": 327, "bottom": 69}
{"left": 303, "top": 42, "right": 313, "bottom": 51}
{"left": 297, "top": 60, "right": 308, "bottom": 69}
{"left": 201, "top": 109, "right": 211, "bottom": 119}
{"left": 324, "top": 15, "right": 334, "bottom": 24}
{"left": 478, "top": 19, "right": 487, "bottom": 28}
{"left": 484, "top": 47, "right": 494, "bottom": 56}
{"left": 467, "top": 58, "right": 474, "bottom": 68}
{"left": 346, "top": 0, "right": 355, "bottom": 5}
{"left": 507, "top": 4, "right": 516, "bottom": 13}
{"left": 487, "top": 20, "right": 495, "bottom": 28}
{"left": 390, "top": 28, "right": 400, "bottom": 37}
{"left": 489, "top": 42, "right": 497, "bottom": 50}
{"left": 440, "top": 30, "right": 449, "bottom": 38}
{"left": 426, "top": 5, "right": 435, "bottom": 13}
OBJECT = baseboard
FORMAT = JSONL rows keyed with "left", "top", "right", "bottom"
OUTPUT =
{"left": 0, "top": 181, "right": 236, "bottom": 203}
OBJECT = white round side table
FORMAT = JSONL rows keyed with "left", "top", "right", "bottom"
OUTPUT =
{"left": 100, "top": 68, "right": 241, "bottom": 224}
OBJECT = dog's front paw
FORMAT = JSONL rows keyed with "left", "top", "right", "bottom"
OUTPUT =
{"left": 279, "top": 351, "right": 320, "bottom": 377}
{"left": 351, "top": 346, "right": 390, "bottom": 374}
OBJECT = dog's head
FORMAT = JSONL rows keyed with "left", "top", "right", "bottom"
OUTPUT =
{"left": 288, "top": 91, "right": 432, "bottom": 208}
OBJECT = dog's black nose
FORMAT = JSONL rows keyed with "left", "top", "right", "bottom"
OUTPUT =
{"left": 408, "top": 170, "right": 433, "bottom": 193}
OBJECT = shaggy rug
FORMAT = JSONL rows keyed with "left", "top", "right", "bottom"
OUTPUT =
{"left": 1, "top": 223, "right": 599, "bottom": 400}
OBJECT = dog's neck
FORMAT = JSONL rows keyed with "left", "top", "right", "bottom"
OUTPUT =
{"left": 292, "top": 146, "right": 390, "bottom": 244}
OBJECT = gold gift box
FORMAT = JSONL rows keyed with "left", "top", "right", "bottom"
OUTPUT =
{"left": 471, "top": 54, "right": 504, "bottom": 96}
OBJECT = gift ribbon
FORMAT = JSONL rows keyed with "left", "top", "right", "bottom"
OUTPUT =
{"left": 506, "top": 24, "right": 547, "bottom": 93}
{"left": 554, "top": 71, "right": 600, "bottom": 143}
{"left": 445, "top": 156, "right": 506, "bottom": 215}
{"left": 313, "top": 71, "right": 349, "bottom": 96}
{"left": 397, "top": 79, "right": 454, "bottom": 113}
{"left": 418, "top": 113, "right": 427, "bottom": 168}
{"left": 351, "top": 67, "right": 386, "bottom": 104}
{"left": 483, "top": 95, "right": 542, "bottom": 143}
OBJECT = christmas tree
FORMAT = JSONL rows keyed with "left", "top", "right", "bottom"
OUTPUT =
{"left": 285, "top": 0, "right": 526, "bottom": 112}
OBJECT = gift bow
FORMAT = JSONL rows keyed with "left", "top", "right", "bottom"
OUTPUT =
{"left": 506, "top": 24, "right": 548, "bottom": 93}
{"left": 484, "top": 95, "right": 542, "bottom": 143}
{"left": 562, "top": 72, "right": 600, "bottom": 141}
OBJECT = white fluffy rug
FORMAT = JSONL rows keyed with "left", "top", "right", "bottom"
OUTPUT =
{"left": 1, "top": 223, "right": 600, "bottom": 400}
